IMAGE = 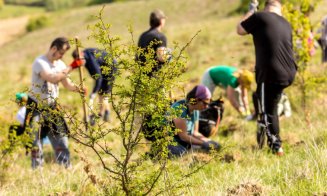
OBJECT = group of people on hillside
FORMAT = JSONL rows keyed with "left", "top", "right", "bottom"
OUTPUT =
{"left": 141, "top": 0, "right": 297, "bottom": 157}
{"left": 12, "top": 0, "right": 301, "bottom": 168}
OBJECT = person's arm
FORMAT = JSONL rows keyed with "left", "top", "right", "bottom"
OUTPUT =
{"left": 40, "top": 67, "right": 72, "bottom": 84}
{"left": 226, "top": 86, "right": 242, "bottom": 113}
{"left": 237, "top": 1, "right": 258, "bottom": 35}
{"left": 191, "top": 110, "right": 210, "bottom": 141}
{"left": 240, "top": 86, "right": 251, "bottom": 115}
{"left": 237, "top": 11, "right": 254, "bottom": 35}
{"left": 155, "top": 34, "right": 169, "bottom": 63}
{"left": 173, "top": 118, "right": 204, "bottom": 145}
{"left": 61, "top": 77, "right": 81, "bottom": 92}
{"left": 156, "top": 47, "right": 171, "bottom": 63}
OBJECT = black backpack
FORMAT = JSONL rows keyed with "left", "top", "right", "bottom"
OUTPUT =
{"left": 199, "top": 99, "right": 224, "bottom": 137}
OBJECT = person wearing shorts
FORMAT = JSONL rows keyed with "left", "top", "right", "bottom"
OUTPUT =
{"left": 72, "top": 48, "right": 117, "bottom": 124}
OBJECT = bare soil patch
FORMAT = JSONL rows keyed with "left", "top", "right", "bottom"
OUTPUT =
{"left": 0, "top": 16, "right": 29, "bottom": 46}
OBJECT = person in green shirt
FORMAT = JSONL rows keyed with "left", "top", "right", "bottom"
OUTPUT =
{"left": 201, "top": 65, "right": 254, "bottom": 117}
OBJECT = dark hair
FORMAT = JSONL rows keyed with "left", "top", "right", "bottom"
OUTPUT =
{"left": 149, "top": 9, "right": 166, "bottom": 28}
{"left": 186, "top": 86, "right": 197, "bottom": 104}
{"left": 50, "top": 37, "right": 70, "bottom": 50}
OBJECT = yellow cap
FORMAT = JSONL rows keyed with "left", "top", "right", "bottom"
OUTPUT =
{"left": 239, "top": 70, "right": 254, "bottom": 89}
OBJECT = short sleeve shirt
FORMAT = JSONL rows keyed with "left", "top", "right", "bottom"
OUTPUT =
{"left": 209, "top": 65, "right": 239, "bottom": 88}
{"left": 30, "top": 55, "right": 67, "bottom": 105}
{"left": 241, "top": 12, "right": 297, "bottom": 85}
{"left": 137, "top": 28, "right": 167, "bottom": 75}
{"left": 171, "top": 99, "right": 199, "bottom": 135}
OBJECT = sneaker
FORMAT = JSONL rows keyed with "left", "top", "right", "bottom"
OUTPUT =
{"left": 273, "top": 147, "right": 284, "bottom": 156}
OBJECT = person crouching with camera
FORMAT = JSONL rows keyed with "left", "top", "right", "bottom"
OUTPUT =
{"left": 168, "top": 85, "right": 221, "bottom": 157}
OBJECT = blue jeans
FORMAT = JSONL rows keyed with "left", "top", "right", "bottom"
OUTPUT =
{"left": 31, "top": 129, "right": 70, "bottom": 169}
{"left": 28, "top": 109, "right": 70, "bottom": 169}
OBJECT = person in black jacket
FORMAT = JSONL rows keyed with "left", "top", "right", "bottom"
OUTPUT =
{"left": 237, "top": 0, "right": 297, "bottom": 155}
{"left": 72, "top": 48, "right": 117, "bottom": 125}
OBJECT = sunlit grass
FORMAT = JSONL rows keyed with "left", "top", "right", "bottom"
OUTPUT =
{"left": 0, "top": 5, "right": 45, "bottom": 19}
{"left": 0, "top": 0, "right": 327, "bottom": 195}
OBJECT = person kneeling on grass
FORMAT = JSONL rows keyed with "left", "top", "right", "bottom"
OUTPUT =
{"left": 168, "top": 84, "right": 221, "bottom": 157}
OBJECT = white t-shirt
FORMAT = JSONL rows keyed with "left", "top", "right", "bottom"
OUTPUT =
{"left": 29, "top": 55, "right": 67, "bottom": 105}
{"left": 16, "top": 106, "right": 26, "bottom": 125}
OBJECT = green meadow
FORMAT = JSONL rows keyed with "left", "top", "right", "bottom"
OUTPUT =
{"left": 0, "top": 0, "right": 327, "bottom": 195}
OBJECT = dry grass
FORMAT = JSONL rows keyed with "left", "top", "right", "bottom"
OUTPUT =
{"left": 1, "top": 0, "right": 327, "bottom": 195}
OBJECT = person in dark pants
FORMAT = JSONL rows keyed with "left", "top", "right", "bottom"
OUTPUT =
{"left": 137, "top": 9, "right": 171, "bottom": 77}
{"left": 237, "top": 0, "right": 297, "bottom": 155}
{"left": 72, "top": 48, "right": 117, "bottom": 125}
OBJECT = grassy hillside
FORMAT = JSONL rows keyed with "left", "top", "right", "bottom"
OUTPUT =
{"left": 1, "top": 0, "right": 327, "bottom": 195}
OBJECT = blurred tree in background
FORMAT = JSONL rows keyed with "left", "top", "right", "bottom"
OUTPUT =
{"left": 3, "top": 0, "right": 132, "bottom": 11}
{"left": 283, "top": 0, "right": 322, "bottom": 125}
{"left": 233, "top": 0, "right": 300, "bottom": 14}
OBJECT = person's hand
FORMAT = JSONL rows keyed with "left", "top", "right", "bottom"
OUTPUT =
{"left": 70, "top": 59, "right": 83, "bottom": 69}
{"left": 248, "top": 0, "right": 259, "bottom": 12}
{"left": 78, "top": 87, "right": 87, "bottom": 96}
{"left": 245, "top": 114, "right": 256, "bottom": 121}
{"left": 201, "top": 140, "right": 221, "bottom": 152}
{"left": 165, "top": 48, "right": 173, "bottom": 62}
{"left": 82, "top": 87, "right": 87, "bottom": 96}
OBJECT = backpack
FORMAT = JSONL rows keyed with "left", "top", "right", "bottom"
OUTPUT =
{"left": 199, "top": 99, "right": 224, "bottom": 137}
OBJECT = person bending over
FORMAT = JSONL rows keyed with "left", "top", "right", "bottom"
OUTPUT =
{"left": 201, "top": 65, "right": 254, "bottom": 118}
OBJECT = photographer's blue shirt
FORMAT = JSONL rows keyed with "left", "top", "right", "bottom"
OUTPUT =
{"left": 171, "top": 100, "right": 199, "bottom": 135}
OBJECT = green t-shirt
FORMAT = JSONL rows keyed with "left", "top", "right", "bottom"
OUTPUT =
{"left": 209, "top": 65, "right": 239, "bottom": 88}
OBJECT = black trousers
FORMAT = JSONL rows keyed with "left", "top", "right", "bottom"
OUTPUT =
{"left": 256, "top": 82, "right": 288, "bottom": 149}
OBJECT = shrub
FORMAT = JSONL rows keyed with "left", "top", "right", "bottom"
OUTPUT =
{"left": 232, "top": 0, "right": 298, "bottom": 15}
{"left": 44, "top": 0, "right": 73, "bottom": 11}
{"left": 26, "top": 15, "right": 50, "bottom": 32}
{"left": 65, "top": 7, "right": 209, "bottom": 195}
{"left": 89, "top": 0, "right": 129, "bottom": 5}
{"left": 4, "top": 0, "right": 44, "bottom": 6}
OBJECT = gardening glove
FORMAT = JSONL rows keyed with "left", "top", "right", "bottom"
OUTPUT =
{"left": 248, "top": 0, "right": 259, "bottom": 12}
{"left": 201, "top": 140, "right": 221, "bottom": 152}
{"left": 70, "top": 59, "right": 83, "bottom": 69}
